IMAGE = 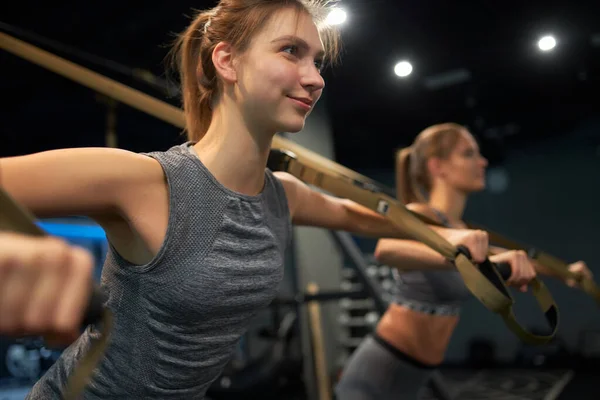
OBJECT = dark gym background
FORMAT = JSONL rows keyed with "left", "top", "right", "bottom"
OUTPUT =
{"left": 1, "top": 0, "right": 599, "bottom": 399}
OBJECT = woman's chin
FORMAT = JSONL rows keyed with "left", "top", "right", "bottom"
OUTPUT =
{"left": 277, "top": 118, "right": 306, "bottom": 134}
{"left": 473, "top": 181, "right": 486, "bottom": 192}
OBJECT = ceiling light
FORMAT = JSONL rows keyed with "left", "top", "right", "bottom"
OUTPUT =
{"left": 538, "top": 35, "right": 557, "bottom": 51}
{"left": 394, "top": 61, "right": 413, "bottom": 78}
{"left": 326, "top": 8, "right": 347, "bottom": 26}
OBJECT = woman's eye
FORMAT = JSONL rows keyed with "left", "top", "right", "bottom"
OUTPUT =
{"left": 282, "top": 45, "right": 298, "bottom": 55}
{"left": 315, "top": 60, "right": 324, "bottom": 72}
{"left": 282, "top": 45, "right": 323, "bottom": 73}
{"left": 463, "top": 149, "right": 477, "bottom": 158}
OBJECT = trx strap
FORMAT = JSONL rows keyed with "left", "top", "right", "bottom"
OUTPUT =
{"left": 401, "top": 210, "right": 562, "bottom": 339}
{"left": 0, "top": 30, "right": 557, "bottom": 355}
{"left": 389, "top": 153, "right": 599, "bottom": 306}
{"left": 467, "top": 222, "right": 600, "bottom": 305}
{"left": 266, "top": 149, "right": 558, "bottom": 345}
{"left": 0, "top": 187, "right": 112, "bottom": 400}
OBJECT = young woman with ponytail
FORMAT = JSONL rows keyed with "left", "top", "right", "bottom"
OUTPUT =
{"left": 1, "top": 3, "right": 497, "bottom": 399}
{"left": 336, "top": 122, "right": 592, "bottom": 400}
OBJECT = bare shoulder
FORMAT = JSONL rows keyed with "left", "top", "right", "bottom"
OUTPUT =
{"left": 111, "top": 148, "right": 164, "bottom": 183}
{"left": 4, "top": 146, "right": 164, "bottom": 181}
{"left": 65, "top": 147, "right": 165, "bottom": 187}
{"left": 272, "top": 171, "right": 306, "bottom": 195}
{"left": 272, "top": 171, "right": 298, "bottom": 185}
{"left": 272, "top": 171, "right": 301, "bottom": 212}
{"left": 45, "top": 147, "right": 168, "bottom": 198}
{"left": 1, "top": 146, "right": 166, "bottom": 218}
{"left": 86, "top": 147, "right": 167, "bottom": 208}
{"left": 63, "top": 147, "right": 164, "bottom": 182}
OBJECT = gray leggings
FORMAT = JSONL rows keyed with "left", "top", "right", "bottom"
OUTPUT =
{"left": 335, "top": 334, "right": 435, "bottom": 400}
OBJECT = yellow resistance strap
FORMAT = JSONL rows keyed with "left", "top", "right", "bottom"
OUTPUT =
{"left": 0, "top": 188, "right": 113, "bottom": 400}
{"left": 0, "top": 32, "right": 558, "bottom": 346}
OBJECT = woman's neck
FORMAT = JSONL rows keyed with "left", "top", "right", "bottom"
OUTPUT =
{"left": 192, "top": 102, "right": 275, "bottom": 197}
{"left": 427, "top": 185, "right": 467, "bottom": 223}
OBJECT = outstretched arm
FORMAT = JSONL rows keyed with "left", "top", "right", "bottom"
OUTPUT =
{"left": 274, "top": 171, "right": 489, "bottom": 260}
{"left": 0, "top": 147, "right": 163, "bottom": 219}
{"left": 277, "top": 171, "right": 452, "bottom": 239}
{"left": 376, "top": 240, "right": 536, "bottom": 291}
{"left": 490, "top": 245, "right": 593, "bottom": 287}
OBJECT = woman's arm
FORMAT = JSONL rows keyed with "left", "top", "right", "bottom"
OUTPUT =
{"left": 0, "top": 147, "right": 164, "bottom": 219}
{"left": 274, "top": 172, "right": 489, "bottom": 261}
{"left": 276, "top": 171, "right": 451, "bottom": 239}
{"left": 490, "top": 245, "right": 593, "bottom": 287}
{"left": 490, "top": 244, "right": 562, "bottom": 279}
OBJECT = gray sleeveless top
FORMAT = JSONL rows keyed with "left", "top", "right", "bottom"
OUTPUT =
{"left": 391, "top": 207, "right": 471, "bottom": 315}
{"left": 26, "top": 142, "right": 292, "bottom": 399}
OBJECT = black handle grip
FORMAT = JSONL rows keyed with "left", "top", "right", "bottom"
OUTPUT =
{"left": 494, "top": 262, "right": 512, "bottom": 281}
{"left": 267, "top": 148, "right": 296, "bottom": 172}
{"left": 81, "top": 285, "right": 107, "bottom": 328}
{"left": 455, "top": 246, "right": 512, "bottom": 281}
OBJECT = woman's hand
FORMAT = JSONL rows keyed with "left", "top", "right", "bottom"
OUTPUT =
{"left": 0, "top": 232, "right": 94, "bottom": 346}
{"left": 566, "top": 261, "right": 593, "bottom": 288}
{"left": 445, "top": 229, "right": 489, "bottom": 263}
{"left": 490, "top": 250, "right": 536, "bottom": 292}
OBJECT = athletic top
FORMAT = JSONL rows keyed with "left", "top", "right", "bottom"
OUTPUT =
{"left": 390, "top": 207, "right": 471, "bottom": 316}
{"left": 26, "top": 142, "right": 292, "bottom": 399}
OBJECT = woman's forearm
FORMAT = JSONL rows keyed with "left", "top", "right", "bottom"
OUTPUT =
{"left": 340, "top": 199, "right": 460, "bottom": 241}
{"left": 489, "top": 245, "right": 566, "bottom": 281}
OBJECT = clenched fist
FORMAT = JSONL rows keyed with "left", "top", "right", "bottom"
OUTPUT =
{"left": 0, "top": 232, "right": 94, "bottom": 346}
{"left": 566, "top": 260, "right": 593, "bottom": 288}
{"left": 490, "top": 250, "right": 536, "bottom": 292}
{"left": 446, "top": 229, "right": 489, "bottom": 263}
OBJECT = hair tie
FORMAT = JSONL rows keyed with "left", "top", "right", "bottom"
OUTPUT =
{"left": 203, "top": 18, "right": 212, "bottom": 34}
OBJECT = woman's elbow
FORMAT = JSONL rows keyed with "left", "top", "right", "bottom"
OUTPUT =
{"left": 374, "top": 240, "right": 390, "bottom": 264}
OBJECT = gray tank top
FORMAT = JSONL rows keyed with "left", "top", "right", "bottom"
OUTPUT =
{"left": 391, "top": 207, "right": 471, "bottom": 315}
{"left": 26, "top": 142, "right": 291, "bottom": 399}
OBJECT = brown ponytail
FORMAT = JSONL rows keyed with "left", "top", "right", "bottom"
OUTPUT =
{"left": 396, "top": 147, "right": 421, "bottom": 205}
{"left": 171, "top": 10, "right": 218, "bottom": 142}
{"left": 396, "top": 122, "right": 466, "bottom": 203}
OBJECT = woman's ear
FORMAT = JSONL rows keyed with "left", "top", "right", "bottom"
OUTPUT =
{"left": 427, "top": 157, "right": 446, "bottom": 179}
{"left": 212, "top": 41, "right": 238, "bottom": 84}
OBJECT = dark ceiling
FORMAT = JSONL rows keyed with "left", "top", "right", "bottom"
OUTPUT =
{"left": 1, "top": 0, "right": 599, "bottom": 171}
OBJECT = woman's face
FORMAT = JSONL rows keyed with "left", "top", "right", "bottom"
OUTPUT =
{"left": 233, "top": 8, "right": 326, "bottom": 134}
{"left": 435, "top": 130, "right": 489, "bottom": 193}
